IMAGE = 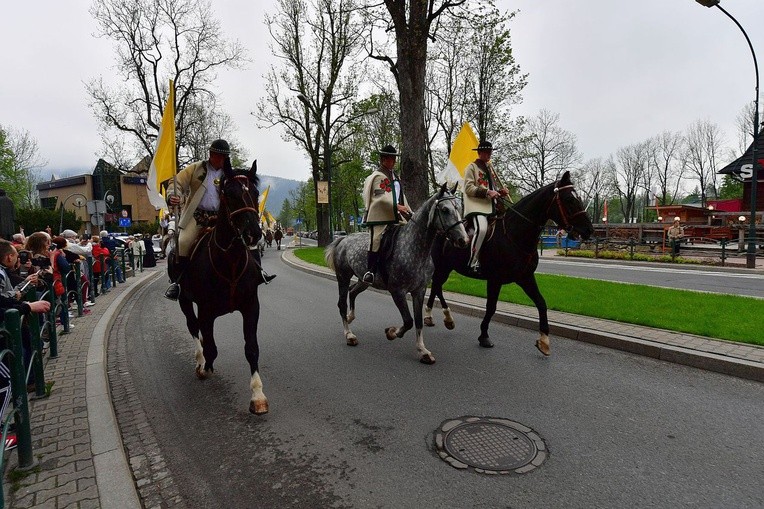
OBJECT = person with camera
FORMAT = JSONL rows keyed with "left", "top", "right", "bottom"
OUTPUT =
{"left": 0, "top": 241, "right": 39, "bottom": 300}
{"left": 0, "top": 239, "right": 52, "bottom": 451}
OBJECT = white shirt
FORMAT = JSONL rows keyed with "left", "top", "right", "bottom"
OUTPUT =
{"left": 198, "top": 164, "right": 223, "bottom": 211}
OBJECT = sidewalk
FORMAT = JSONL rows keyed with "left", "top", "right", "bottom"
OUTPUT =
{"left": 3, "top": 267, "right": 161, "bottom": 508}
{"left": 282, "top": 248, "right": 764, "bottom": 383}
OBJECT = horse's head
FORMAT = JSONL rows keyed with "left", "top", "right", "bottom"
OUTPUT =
{"left": 429, "top": 183, "right": 469, "bottom": 248}
{"left": 547, "top": 171, "right": 594, "bottom": 240}
{"left": 220, "top": 159, "right": 263, "bottom": 245}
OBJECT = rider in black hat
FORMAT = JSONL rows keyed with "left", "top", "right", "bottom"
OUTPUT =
{"left": 360, "top": 145, "right": 413, "bottom": 284}
{"left": 462, "top": 140, "right": 508, "bottom": 275}
{"left": 164, "top": 139, "right": 231, "bottom": 299}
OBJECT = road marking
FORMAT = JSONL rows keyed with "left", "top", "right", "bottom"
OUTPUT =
{"left": 539, "top": 259, "right": 764, "bottom": 280}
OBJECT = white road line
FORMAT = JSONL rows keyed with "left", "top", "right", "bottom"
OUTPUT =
{"left": 539, "top": 259, "right": 764, "bottom": 279}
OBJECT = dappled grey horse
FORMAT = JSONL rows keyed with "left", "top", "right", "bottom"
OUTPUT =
{"left": 325, "top": 184, "right": 468, "bottom": 364}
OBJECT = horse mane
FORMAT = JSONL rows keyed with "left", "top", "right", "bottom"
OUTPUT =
{"left": 508, "top": 179, "right": 555, "bottom": 214}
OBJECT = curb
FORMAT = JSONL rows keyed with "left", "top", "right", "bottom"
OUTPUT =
{"left": 87, "top": 269, "right": 163, "bottom": 509}
{"left": 282, "top": 250, "right": 764, "bottom": 383}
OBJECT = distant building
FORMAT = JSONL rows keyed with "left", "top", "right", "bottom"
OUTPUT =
{"left": 37, "top": 157, "right": 158, "bottom": 234}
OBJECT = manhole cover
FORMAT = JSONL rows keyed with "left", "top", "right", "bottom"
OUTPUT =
{"left": 434, "top": 417, "right": 547, "bottom": 474}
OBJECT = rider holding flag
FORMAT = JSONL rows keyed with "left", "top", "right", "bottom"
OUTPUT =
{"left": 462, "top": 140, "right": 508, "bottom": 275}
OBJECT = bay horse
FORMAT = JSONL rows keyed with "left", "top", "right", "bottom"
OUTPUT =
{"left": 265, "top": 229, "right": 274, "bottom": 247}
{"left": 325, "top": 184, "right": 469, "bottom": 364}
{"left": 175, "top": 160, "right": 271, "bottom": 414}
{"left": 424, "top": 171, "right": 594, "bottom": 355}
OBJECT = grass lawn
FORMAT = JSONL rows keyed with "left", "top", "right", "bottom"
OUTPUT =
{"left": 294, "top": 247, "right": 763, "bottom": 346}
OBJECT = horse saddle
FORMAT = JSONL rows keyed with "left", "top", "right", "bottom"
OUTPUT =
{"left": 374, "top": 225, "right": 404, "bottom": 284}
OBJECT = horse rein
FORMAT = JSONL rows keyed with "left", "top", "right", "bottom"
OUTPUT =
{"left": 548, "top": 184, "right": 587, "bottom": 232}
{"left": 500, "top": 182, "right": 583, "bottom": 232}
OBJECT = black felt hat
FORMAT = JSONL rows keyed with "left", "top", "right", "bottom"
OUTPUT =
{"left": 472, "top": 140, "right": 494, "bottom": 151}
{"left": 209, "top": 139, "right": 231, "bottom": 155}
{"left": 378, "top": 145, "right": 401, "bottom": 156}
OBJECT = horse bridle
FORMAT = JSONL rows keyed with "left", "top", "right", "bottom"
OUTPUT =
{"left": 414, "top": 194, "right": 465, "bottom": 238}
{"left": 547, "top": 184, "right": 587, "bottom": 232}
{"left": 219, "top": 175, "right": 261, "bottom": 249}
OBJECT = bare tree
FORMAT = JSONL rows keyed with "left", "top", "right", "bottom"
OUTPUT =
{"left": 734, "top": 102, "right": 761, "bottom": 155}
{"left": 256, "top": 0, "right": 365, "bottom": 246}
{"left": 87, "top": 0, "right": 245, "bottom": 167}
{"left": 572, "top": 157, "right": 611, "bottom": 220}
{"left": 426, "top": 5, "right": 526, "bottom": 187}
{"left": 505, "top": 109, "right": 581, "bottom": 194}
{"left": 647, "top": 131, "right": 684, "bottom": 207}
{"left": 609, "top": 141, "right": 649, "bottom": 223}
{"left": 682, "top": 119, "right": 725, "bottom": 207}
{"left": 363, "top": 0, "right": 474, "bottom": 208}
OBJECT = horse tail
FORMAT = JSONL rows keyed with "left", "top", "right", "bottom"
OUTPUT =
{"left": 325, "top": 240, "right": 338, "bottom": 273}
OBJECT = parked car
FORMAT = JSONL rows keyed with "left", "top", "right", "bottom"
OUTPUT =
{"left": 333, "top": 230, "right": 347, "bottom": 240}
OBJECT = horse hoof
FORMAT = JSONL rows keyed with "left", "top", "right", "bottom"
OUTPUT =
{"left": 444, "top": 320, "right": 455, "bottom": 330}
{"left": 420, "top": 354, "right": 436, "bottom": 365}
{"left": 424, "top": 317, "right": 434, "bottom": 327}
{"left": 478, "top": 337, "right": 494, "bottom": 348}
{"left": 346, "top": 335, "right": 358, "bottom": 346}
{"left": 536, "top": 339, "right": 551, "bottom": 357}
{"left": 249, "top": 399, "right": 269, "bottom": 415}
{"left": 385, "top": 327, "right": 397, "bottom": 341}
{"left": 195, "top": 366, "right": 207, "bottom": 379}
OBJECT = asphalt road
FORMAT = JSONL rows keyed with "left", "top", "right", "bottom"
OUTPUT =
{"left": 123, "top": 251, "right": 764, "bottom": 509}
{"left": 537, "top": 258, "right": 764, "bottom": 298}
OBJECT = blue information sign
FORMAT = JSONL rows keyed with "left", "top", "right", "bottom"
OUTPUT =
{"left": 119, "top": 217, "right": 132, "bottom": 227}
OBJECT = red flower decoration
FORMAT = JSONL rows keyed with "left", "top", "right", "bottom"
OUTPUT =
{"left": 477, "top": 171, "right": 488, "bottom": 188}
{"left": 379, "top": 178, "right": 392, "bottom": 192}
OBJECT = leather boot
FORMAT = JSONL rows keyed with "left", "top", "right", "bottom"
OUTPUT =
{"left": 164, "top": 256, "right": 188, "bottom": 300}
{"left": 362, "top": 251, "right": 379, "bottom": 284}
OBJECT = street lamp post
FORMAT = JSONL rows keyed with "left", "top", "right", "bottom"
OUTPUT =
{"left": 695, "top": 0, "right": 760, "bottom": 268}
{"left": 59, "top": 193, "right": 88, "bottom": 234}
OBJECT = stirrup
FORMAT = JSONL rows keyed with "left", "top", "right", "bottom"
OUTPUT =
{"left": 262, "top": 270, "right": 276, "bottom": 284}
{"left": 362, "top": 271, "right": 374, "bottom": 284}
{"left": 164, "top": 282, "right": 180, "bottom": 301}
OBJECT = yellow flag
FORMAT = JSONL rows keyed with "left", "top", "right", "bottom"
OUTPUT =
{"left": 259, "top": 185, "right": 270, "bottom": 215}
{"left": 435, "top": 122, "right": 479, "bottom": 184}
{"left": 147, "top": 80, "right": 177, "bottom": 209}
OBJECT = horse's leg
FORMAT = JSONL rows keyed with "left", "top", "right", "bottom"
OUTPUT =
{"left": 517, "top": 275, "right": 551, "bottom": 356}
{"left": 386, "top": 289, "right": 413, "bottom": 341}
{"left": 242, "top": 303, "right": 268, "bottom": 414}
{"left": 478, "top": 278, "right": 502, "bottom": 348}
{"left": 196, "top": 307, "right": 219, "bottom": 378}
{"left": 424, "top": 269, "right": 455, "bottom": 330}
{"left": 336, "top": 272, "right": 358, "bottom": 346}
{"left": 412, "top": 287, "right": 434, "bottom": 364}
{"left": 347, "top": 280, "right": 368, "bottom": 325}
{"left": 179, "top": 297, "right": 207, "bottom": 376}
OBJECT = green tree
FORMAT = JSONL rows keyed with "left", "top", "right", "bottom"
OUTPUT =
{"left": 718, "top": 175, "right": 743, "bottom": 199}
{"left": 278, "top": 198, "right": 295, "bottom": 227}
{"left": 15, "top": 208, "right": 79, "bottom": 235}
{"left": 0, "top": 127, "right": 25, "bottom": 205}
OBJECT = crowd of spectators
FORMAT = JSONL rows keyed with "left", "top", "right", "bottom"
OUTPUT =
{"left": 0, "top": 226, "right": 157, "bottom": 452}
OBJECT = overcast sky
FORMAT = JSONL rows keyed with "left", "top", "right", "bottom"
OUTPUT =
{"left": 1, "top": 0, "right": 763, "bottom": 185}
